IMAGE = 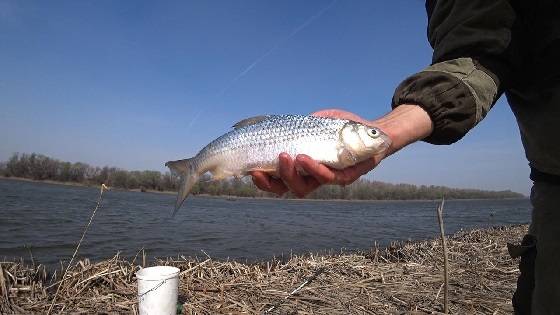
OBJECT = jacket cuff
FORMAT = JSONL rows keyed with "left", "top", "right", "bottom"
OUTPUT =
{"left": 392, "top": 58, "right": 497, "bottom": 145}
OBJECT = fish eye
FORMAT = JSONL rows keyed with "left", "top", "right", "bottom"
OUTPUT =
{"left": 367, "top": 128, "right": 379, "bottom": 138}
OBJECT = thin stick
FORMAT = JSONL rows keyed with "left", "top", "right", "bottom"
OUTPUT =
{"left": 264, "top": 267, "right": 325, "bottom": 314}
{"left": 47, "top": 184, "right": 109, "bottom": 315}
{"left": 179, "top": 259, "right": 210, "bottom": 276}
{"left": 132, "top": 246, "right": 144, "bottom": 265}
{"left": 436, "top": 198, "right": 449, "bottom": 313}
{"left": 25, "top": 245, "right": 36, "bottom": 269}
{"left": 0, "top": 264, "right": 8, "bottom": 304}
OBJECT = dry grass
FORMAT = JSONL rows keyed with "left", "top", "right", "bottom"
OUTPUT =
{"left": 0, "top": 224, "right": 526, "bottom": 314}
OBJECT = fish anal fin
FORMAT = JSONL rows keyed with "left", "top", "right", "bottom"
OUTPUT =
{"left": 232, "top": 115, "right": 272, "bottom": 129}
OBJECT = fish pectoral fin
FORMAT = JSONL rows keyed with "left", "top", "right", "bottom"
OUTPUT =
{"left": 337, "top": 147, "right": 358, "bottom": 168}
{"left": 232, "top": 115, "right": 273, "bottom": 129}
{"left": 246, "top": 167, "right": 278, "bottom": 175}
{"left": 210, "top": 167, "right": 236, "bottom": 180}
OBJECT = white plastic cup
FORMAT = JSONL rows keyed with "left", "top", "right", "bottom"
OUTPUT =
{"left": 136, "top": 266, "right": 180, "bottom": 315}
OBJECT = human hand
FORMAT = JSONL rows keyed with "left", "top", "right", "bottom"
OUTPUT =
{"left": 250, "top": 109, "right": 386, "bottom": 198}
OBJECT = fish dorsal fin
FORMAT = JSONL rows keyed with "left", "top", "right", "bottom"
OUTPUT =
{"left": 232, "top": 115, "right": 272, "bottom": 129}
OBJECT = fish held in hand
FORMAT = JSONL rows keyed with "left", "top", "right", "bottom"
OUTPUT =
{"left": 166, "top": 114, "right": 391, "bottom": 214}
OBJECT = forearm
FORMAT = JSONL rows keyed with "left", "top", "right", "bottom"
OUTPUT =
{"left": 387, "top": 0, "right": 513, "bottom": 145}
{"left": 373, "top": 104, "right": 433, "bottom": 155}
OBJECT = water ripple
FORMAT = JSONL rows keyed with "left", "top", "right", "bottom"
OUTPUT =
{"left": 0, "top": 178, "right": 531, "bottom": 268}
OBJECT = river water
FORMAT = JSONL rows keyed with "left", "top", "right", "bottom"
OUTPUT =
{"left": 0, "top": 179, "right": 531, "bottom": 267}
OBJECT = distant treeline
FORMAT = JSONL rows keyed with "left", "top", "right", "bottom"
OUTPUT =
{"left": 0, "top": 153, "right": 524, "bottom": 200}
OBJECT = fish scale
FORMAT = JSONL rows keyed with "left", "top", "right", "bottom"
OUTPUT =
{"left": 165, "top": 114, "right": 391, "bottom": 214}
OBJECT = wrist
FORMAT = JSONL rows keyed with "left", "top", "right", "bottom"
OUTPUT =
{"left": 372, "top": 104, "right": 433, "bottom": 155}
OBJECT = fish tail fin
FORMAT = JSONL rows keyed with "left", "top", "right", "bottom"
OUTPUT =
{"left": 165, "top": 158, "right": 199, "bottom": 216}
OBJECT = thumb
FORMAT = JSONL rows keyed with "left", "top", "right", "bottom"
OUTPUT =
{"left": 312, "top": 109, "right": 370, "bottom": 125}
{"left": 312, "top": 109, "right": 343, "bottom": 117}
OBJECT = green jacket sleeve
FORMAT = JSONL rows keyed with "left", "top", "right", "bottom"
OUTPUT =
{"left": 392, "top": 0, "right": 516, "bottom": 144}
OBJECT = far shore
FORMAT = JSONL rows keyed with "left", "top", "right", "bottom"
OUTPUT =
{"left": 0, "top": 175, "right": 528, "bottom": 202}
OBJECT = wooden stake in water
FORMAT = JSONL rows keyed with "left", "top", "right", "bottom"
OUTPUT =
{"left": 47, "top": 184, "right": 109, "bottom": 315}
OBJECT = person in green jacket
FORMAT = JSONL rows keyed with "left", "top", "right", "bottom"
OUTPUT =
{"left": 251, "top": 1, "right": 560, "bottom": 313}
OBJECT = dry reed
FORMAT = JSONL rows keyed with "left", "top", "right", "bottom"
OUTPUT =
{"left": 436, "top": 198, "right": 449, "bottom": 313}
{"left": 0, "top": 224, "right": 526, "bottom": 314}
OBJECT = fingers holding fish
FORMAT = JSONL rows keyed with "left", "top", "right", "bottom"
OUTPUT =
{"left": 296, "top": 154, "right": 378, "bottom": 186}
{"left": 251, "top": 154, "right": 332, "bottom": 198}
{"left": 278, "top": 153, "right": 321, "bottom": 198}
{"left": 335, "top": 158, "right": 379, "bottom": 185}
{"left": 294, "top": 154, "right": 337, "bottom": 185}
{"left": 250, "top": 171, "right": 289, "bottom": 196}
{"left": 251, "top": 151, "right": 381, "bottom": 199}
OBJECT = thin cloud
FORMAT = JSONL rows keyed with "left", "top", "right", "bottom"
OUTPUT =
{"left": 219, "top": 0, "right": 338, "bottom": 96}
{"left": 186, "top": 108, "right": 203, "bottom": 130}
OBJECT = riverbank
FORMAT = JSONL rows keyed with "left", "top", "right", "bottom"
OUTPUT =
{"left": 0, "top": 176, "right": 527, "bottom": 202}
{"left": 0, "top": 176, "right": 177, "bottom": 195}
{"left": 1, "top": 224, "right": 525, "bottom": 314}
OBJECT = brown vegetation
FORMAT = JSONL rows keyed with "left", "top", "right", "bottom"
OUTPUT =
{"left": 1, "top": 152, "right": 524, "bottom": 200}
{"left": 1, "top": 225, "right": 525, "bottom": 314}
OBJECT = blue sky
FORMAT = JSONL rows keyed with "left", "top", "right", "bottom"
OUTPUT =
{"left": 0, "top": 0, "right": 531, "bottom": 194}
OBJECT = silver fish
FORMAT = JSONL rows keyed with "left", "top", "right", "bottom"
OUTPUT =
{"left": 166, "top": 114, "right": 391, "bottom": 213}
